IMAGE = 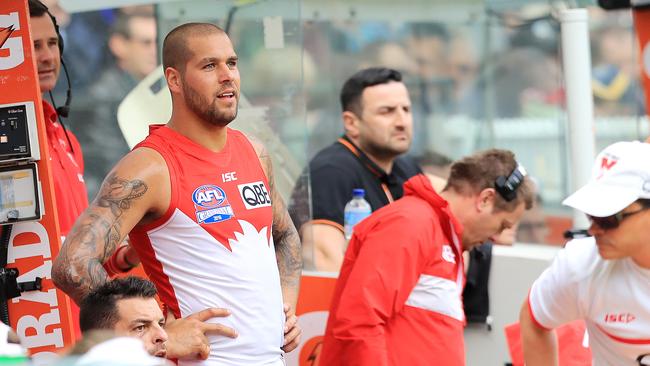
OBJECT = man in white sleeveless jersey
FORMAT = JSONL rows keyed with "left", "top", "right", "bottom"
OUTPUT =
{"left": 52, "top": 23, "right": 302, "bottom": 365}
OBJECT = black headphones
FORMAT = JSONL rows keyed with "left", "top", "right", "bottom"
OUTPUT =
{"left": 495, "top": 164, "right": 527, "bottom": 202}
{"left": 43, "top": 4, "right": 64, "bottom": 54}
{"left": 31, "top": 0, "right": 71, "bottom": 118}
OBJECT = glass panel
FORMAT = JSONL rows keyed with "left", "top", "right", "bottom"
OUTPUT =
{"left": 56, "top": 3, "right": 158, "bottom": 199}
{"left": 297, "top": 0, "right": 647, "bottom": 253}
{"left": 157, "top": 0, "right": 305, "bottom": 202}
{"left": 51, "top": 0, "right": 649, "bottom": 262}
{"left": 54, "top": 0, "right": 305, "bottom": 205}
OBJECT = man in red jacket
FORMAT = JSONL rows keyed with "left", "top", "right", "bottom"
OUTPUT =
{"left": 320, "top": 149, "right": 534, "bottom": 366}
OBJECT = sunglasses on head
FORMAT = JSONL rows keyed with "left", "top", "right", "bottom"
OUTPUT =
{"left": 587, "top": 200, "right": 650, "bottom": 230}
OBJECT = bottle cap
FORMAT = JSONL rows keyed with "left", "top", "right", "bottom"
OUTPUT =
{"left": 0, "top": 356, "right": 28, "bottom": 365}
{"left": 352, "top": 188, "right": 365, "bottom": 197}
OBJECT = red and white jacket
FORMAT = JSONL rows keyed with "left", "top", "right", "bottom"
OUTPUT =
{"left": 320, "top": 174, "right": 466, "bottom": 366}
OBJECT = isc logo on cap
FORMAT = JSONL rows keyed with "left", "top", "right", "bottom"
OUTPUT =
{"left": 238, "top": 181, "right": 272, "bottom": 209}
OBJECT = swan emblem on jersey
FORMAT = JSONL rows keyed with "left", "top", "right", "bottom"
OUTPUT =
{"left": 228, "top": 219, "right": 274, "bottom": 250}
{"left": 192, "top": 185, "right": 235, "bottom": 224}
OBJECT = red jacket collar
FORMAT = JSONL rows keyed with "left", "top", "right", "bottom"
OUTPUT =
{"left": 403, "top": 174, "right": 464, "bottom": 241}
{"left": 42, "top": 100, "right": 58, "bottom": 124}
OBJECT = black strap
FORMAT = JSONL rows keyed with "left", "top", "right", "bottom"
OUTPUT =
{"left": 0, "top": 224, "right": 42, "bottom": 326}
{"left": 0, "top": 225, "right": 13, "bottom": 325}
{"left": 338, "top": 136, "right": 391, "bottom": 184}
{"left": 0, "top": 224, "right": 12, "bottom": 268}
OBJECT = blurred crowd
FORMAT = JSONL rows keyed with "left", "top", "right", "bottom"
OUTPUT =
{"left": 43, "top": 1, "right": 157, "bottom": 199}
{"left": 8, "top": 0, "right": 650, "bottom": 364}
{"left": 42, "top": 1, "right": 642, "bottom": 243}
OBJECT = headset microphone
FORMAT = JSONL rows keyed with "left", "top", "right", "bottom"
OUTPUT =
{"left": 55, "top": 58, "right": 72, "bottom": 118}
{"left": 48, "top": 58, "right": 74, "bottom": 152}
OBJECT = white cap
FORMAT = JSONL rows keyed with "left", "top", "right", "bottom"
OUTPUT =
{"left": 563, "top": 141, "right": 650, "bottom": 217}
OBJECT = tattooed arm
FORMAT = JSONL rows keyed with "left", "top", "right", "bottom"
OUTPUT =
{"left": 247, "top": 135, "right": 302, "bottom": 352}
{"left": 269, "top": 170, "right": 302, "bottom": 309}
{"left": 52, "top": 148, "right": 170, "bottom": 305}
{"left": 246, "top": 136, "right": 302, "bottom": 306}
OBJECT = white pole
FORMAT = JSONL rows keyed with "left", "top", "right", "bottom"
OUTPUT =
{"left": 560, "top": 8, "right": 596, "bottom": 229}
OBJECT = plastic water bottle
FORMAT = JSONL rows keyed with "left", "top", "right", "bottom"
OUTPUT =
{"left": 344, "top": 188, "right": 372, "bottom": 240}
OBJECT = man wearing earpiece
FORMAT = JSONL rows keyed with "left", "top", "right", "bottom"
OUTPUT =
{"left": 28, "top": 0, "right": 88, "bottom": 238}
{"left": 520, "top": 141, "right": 650, "bottom": 366}
{"left": 320, "top": 149, "right": 534, "bottom": 365}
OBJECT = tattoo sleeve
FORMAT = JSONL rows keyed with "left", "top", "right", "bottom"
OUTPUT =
{"left": 259, "top": 147, "right": 302, "bottom": 308}
{"left": 52, "top": 173, "right": 147, "bottom": 305}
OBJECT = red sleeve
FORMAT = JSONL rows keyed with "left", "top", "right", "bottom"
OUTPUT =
{"left": 329, "top": 210, "right": 432, "bottom": 365}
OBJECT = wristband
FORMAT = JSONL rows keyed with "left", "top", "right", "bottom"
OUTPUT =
{"left": 122, "top": 247, "right": 138, "bottom": 269}
{"left": 115, "top": 245, "right": 136, "bottom": 272}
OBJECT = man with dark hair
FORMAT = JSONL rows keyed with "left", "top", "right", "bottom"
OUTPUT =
{"left": 320, "top": 148, "right": 534, "bottom": 365}
{"left": 521, "top": 141, "right": 650, "bottom": 365}
{"left": 53, "top": 22, "right": 301, "bottom": 365}
{"left": 289, "top": 67, "right": 420, "bottom": 271}
{"left": 79, "top": 276, "right": 167, "bottom": 357}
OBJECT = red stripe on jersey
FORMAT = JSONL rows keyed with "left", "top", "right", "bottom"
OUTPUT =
{"left": 595, "top": 323, "right": 650, "bottom": 345}
{"left": 527, "top": 290, "right": 553, "bottom": 331}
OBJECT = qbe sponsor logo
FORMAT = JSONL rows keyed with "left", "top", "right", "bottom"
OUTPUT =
{"left": 238, "top": 181, "right": 271, "bottom": 210}
{"left": 192, "top": 185, "right": 234, "bottom": 224}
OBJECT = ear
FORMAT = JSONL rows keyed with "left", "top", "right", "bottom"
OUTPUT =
{"left": 342, "top": 111, "right": 361, "bottom": 138}
{"left": 165, "top": 67, "right": 182, "bottom": 95}
{"left": 108, "top": 34, "right": 128, "bottom": 60}
{"left": 475, "top": 187, "right": 496, "bottom": 213}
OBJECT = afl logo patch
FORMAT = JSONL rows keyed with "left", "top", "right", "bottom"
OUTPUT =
{"left": 238, "top": 181, "right": 272, "bottom": 210}
{"left": 192, "top": 185, "right": 234, "bottom": 223}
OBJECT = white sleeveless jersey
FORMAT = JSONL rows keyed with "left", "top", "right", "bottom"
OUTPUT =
{"left": 529, "top": 237, "right": 650, "bottom": 365}
{"left": 130, "top": 125, "right": 285, "bottom": 365}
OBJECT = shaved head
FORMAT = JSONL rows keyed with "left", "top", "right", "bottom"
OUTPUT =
{"left": 162, "top": 22, "right": 225, "bottom": 72}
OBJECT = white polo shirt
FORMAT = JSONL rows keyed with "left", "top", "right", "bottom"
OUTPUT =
{"left": 528, "top": 237, "right": 650, "bottom": 366}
